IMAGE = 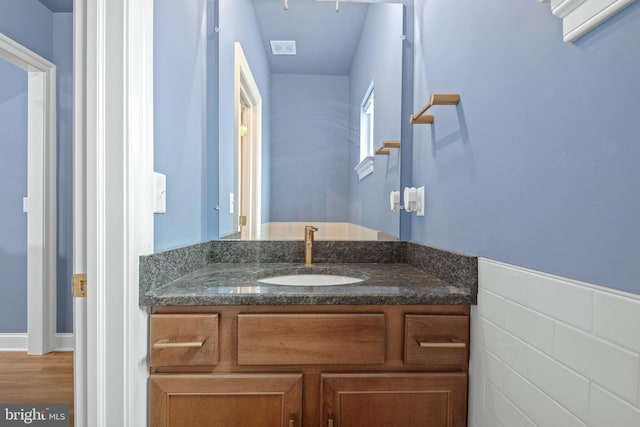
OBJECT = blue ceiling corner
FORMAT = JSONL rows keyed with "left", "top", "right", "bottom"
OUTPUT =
{"left": 38, "top": 0, "right": 73, "bottom": 13}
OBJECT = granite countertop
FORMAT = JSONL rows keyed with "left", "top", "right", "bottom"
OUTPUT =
{"left": 139, "top": 241, "right": 478, "bottom": 306}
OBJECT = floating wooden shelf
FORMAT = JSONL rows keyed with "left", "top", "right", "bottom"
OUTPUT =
{"left": 410, "top": 93, "right": 460, "bottom": 124}
{"left": 410, "top": 115, "right": 434, "bottom": 124}
{"left": 383, "top": 140, "right": 401, "bottom": 149}
{"left": 375, "top": 140, "right": 401, "bottom": 155}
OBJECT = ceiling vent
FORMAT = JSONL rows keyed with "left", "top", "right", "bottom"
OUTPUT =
{"left": 270, "top": 40, "right": 297, "bottom": 55}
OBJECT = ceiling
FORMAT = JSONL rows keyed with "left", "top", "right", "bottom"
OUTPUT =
{"left": 35, "top": 0, "right": 392, "bottom": 75}
{"left": 38, "top": 0, "right": 73, "bottom": 13}
{"left": 251, "top": 0, "right": 369, "bottom": 75}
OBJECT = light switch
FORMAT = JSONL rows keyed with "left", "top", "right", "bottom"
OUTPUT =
{"left": 229, "top": 193, "right": 234, "bottom": 214}
{"left": 23, "top": 197, "right": 28, "bottom": 213}
{"left": 154, "top": 172, "right": 166, "bottom": 214}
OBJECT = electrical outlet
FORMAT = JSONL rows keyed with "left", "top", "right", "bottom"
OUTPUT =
{"left": 416, "top": 186, "right": 425, "bottom": 216}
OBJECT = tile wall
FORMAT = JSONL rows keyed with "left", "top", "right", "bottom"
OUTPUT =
{"left": 469, "top": 259, "right": 640, "bottom": 427}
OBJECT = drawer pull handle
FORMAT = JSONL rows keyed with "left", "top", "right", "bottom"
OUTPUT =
{"left": 153, "top": 337, "right": 206, "bottom": 349}
{"left": 417, "top": 339, "right": 465, "bottom": 349}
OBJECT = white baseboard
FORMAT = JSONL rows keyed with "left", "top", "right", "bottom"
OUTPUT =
{"left": 54, "top": 333, "right": 74, "bottom": 351}
{"left": 0, "top": 333, "right": 74, "bottom": 352}
{"left": 0, "top": 334, "right": 28, "bottom": 351}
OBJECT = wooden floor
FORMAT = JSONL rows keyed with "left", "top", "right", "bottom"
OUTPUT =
{"left": 0, "top": 351, "right": 73, "bottom": 426}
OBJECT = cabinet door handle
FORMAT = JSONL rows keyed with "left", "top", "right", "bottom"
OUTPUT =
{"left": 328, "top": 417, "right": 334, "bottom": 427}
{"left": 289, "top": 415, "right": 297, "bottom": 427}
{"left": 152, "top": 337, "right": 206, "bottom": 349}
{"left": 416, "top": 338, "right": 465, "bottom": 348}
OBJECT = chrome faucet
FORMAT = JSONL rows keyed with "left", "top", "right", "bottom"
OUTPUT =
{"left": 304, "top": 225, "right": 318, "bottom": 265}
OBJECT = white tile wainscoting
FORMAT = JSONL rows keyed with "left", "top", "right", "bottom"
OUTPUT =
{"left": 469, "top": 259, "right": 640, "bottom": 427}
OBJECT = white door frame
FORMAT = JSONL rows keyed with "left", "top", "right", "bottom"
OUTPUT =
{"left": 72, "top": 0, "right": 87, "bottom": 424}
{"left": 234, "top": 42, "right": 262, "bottom": 239}
{"left": 0, "top": 33, "right": 57, "bottom": 356}
{"left": 77, "top": 0, "right": 154, "bottom": 425}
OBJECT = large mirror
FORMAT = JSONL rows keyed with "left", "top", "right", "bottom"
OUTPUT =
{"left": 216, "top": 0, "right": 405, "bottom": 240}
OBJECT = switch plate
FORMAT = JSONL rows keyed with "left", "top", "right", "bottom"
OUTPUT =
{"left": 229, "top": 193, "right": 234, "bottom": 214}
{"left": 23, "top": 197, "right": 28, "bottom": 213}
{"left": 154, "top": 172, "right": 166, "bottom": 214}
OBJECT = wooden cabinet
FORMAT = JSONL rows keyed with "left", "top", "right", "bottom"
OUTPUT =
{"left": 150, "top": 373, "right": 302, "bottom": 427}
{"left": 321, "top": 373, "right": 467, "bottom": 427}
{"left": 149, "top": 305, "right": 470, "bottom": 427}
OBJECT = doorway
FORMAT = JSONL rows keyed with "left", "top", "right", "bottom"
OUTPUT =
{"left": 0, "top": 34, "right": 57, "bottom": 355}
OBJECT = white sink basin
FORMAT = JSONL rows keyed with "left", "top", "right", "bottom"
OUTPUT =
{"left": 258, "top": 274, "right": 364, "bottom": 286}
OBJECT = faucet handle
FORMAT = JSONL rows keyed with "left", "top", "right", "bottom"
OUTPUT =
{"left": 305, "top": 225, "right": 318, "bottom": 232}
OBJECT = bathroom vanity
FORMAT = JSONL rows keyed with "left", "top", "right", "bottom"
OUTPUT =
{"left": 140, "top": 241, "right": 477, "bottom": 427}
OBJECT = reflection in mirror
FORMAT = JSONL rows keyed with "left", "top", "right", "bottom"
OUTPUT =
{"left": 217, "top": 0, "right": 404, "bottom": 240}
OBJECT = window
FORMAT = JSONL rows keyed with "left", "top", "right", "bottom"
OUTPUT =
{"left": 355, "top": 82, "right": 374, "bottom": 180}
{"left": 361, "top": 88, "right": 374, "bottom": 160}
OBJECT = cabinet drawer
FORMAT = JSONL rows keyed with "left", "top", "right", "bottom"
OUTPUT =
{"left": 150, "top": 314, "right": 218, "bottom": 367}
{"left": 404, "top": 315, "right": 469, "bottom": 369}
{"left": 238, "top": 313, "right": 385, "bottom": 365}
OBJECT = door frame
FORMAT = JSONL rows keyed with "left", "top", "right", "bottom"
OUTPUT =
{"left": 234, "top": 42, "right": 262, "bottom": 239}
{"left": 0, "top": 33, "right": 57, "bottom": 356}
{"left": 75, "top": 0, "right": 154, "bottom": 425}
{"left": 72, "top": 0, "right": 87, "bottom": 423}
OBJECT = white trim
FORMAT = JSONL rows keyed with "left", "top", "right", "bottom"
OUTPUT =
{"left": 480, "top": 257, "right": 640, "bottom": 301}
{"left": 355, "top": 155, "right": 375, "bottom": 180}
{"left": 73, "top": 0, "right": 88, "bottom": 424}
{"left": 0, "top": 333, "right": 74, "bottom": 351}
{"left": 234, "top": 43, "right": 262, "bottom": 239}
{"left": 539, "top": 0, "right": 637, "bottom": 42}
{"left": 54, "top": 333, "right": 75, "bottom": 351}
{"left": 84, "top": 0, "right": 106, "bottom": 422}
{"left": 0, "top": 334, "right": 28, "bottom": 351}
{"left": 125, "top": 0, "right": 154, "bottom": 426}
{"left": 85, "top": 0, "right": 153, "bottom": 425}
{"left": 0, "top": 33, "right": 57, "bottom": 356}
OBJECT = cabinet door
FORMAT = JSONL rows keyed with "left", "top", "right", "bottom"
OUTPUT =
{"left": 151, "top": 373, "right": 302, "bottom": 427}
{"left": 321, "top": 373, "right": 467, "bottom": 427}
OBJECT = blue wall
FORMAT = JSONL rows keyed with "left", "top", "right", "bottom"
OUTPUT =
{"left": 206, "top": 0, "right": 219, "bottom": 242}
{"left": 349, "top": 3, "right": 404, "bottom": 237}
{"left": 0, "top": 0, "right": 73, "bottom": 333}
{"left": 53, "top": 12, "right": 73, "bottom": 333}
{"left": 0, "top": 59, "right": 28, "bottom": 333}
{"left": 154, "top": 0, "right": 208, "bottom": 251}
{"left": 0, "top": 0, "right": 52, "bottom": 60}
{"left": 218, "top": 0, "right": 271, "bottom": 237}
{"left": 270, "top": 74, "right": 350, "bottom": 222}
{"left": 410, "top": 0, "right": 640, "bottom": 294}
